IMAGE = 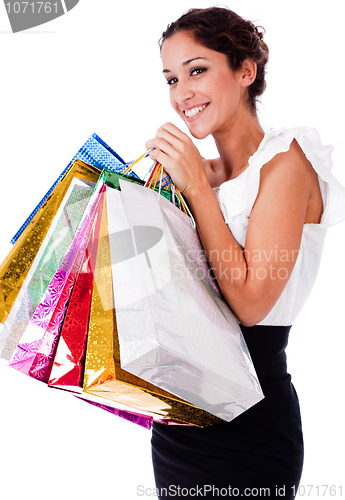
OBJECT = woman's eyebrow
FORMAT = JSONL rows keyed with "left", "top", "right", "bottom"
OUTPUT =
{"left": 163, "top": 57, "right": 208, "bottom": 73}
{"left": 182, "top": 57, "right": 206, "bottom": 66}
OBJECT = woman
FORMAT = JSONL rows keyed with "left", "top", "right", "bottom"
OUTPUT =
{"left": 146, "top": 7, "right": 345, "bottom": 500}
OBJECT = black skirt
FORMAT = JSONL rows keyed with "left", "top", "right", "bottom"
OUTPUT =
{"left": 151, "top": 325, "right": 304, "bottom": 499}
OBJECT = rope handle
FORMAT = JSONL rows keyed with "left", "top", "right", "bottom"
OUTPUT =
{"left": 122, "top": 150, "right": 151, "bottom": 176}
{"left": 122, "top": 150, "right": 196, "bottom": 226}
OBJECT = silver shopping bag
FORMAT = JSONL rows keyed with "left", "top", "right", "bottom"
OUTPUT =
{"left": 106, "top": 180, "right": 264, "bottom": 422}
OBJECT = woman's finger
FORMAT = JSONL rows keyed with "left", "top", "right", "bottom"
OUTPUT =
{"left": 160, "top": 122, "right": 189, "bottom": 142}
{"left": 146, "top": 133, "right": 191, "bottom": 162}
{"left": 157, "top": 125, "right": 194, "bottom": 155}
{"left": 147, "top": 127, "right": 183, "bottom": 152}
{"left": 145, "top": 136, "right": 180, "bottom": 160}
{"left": 155, "top": 128, "right": 190, "bottom": 155}
{"left": 148, "top": 148, "right": 172, "bottom": 172}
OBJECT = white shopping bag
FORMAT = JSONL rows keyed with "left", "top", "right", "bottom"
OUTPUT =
{"left": 106, "top": 180, "right": 264, "bottom": 422}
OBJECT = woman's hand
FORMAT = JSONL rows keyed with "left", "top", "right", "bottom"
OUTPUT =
{"left": 145, "top": 123, "right": 208, "bottom": 197}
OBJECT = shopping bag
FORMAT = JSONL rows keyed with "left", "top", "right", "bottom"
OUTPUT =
{"left": 11, "top": 133, "right": 136, "bottom": 245}
{"left": 108, "top": 179, "right": 264, "bottom": 422}
{"left": 1, "top": 157, "right": 143, "bottom": 357}
{"left": 45, "top": 191, "right": 104, "bottom": 389}
{"left": 42, "top": 165, "right": 219, "bottom": 426}
{"left": 0, "top": 159, "right": 100, "bottom": 334}
{"left": 7, "top": 180, "right": 105, "bottom": 376}
{"left": 43, "top": 166, "right": 146, "bottom": 389}
{"left": 78, "top": 397, "right": 153, "bottom": 430}
{"left": 82, "top": 190, "right": 220, "bottom": 427}
{"left": 0, "top": 174, "right": 96, "bottom": 359}
{"left": 24, "top": 166, "right": 149, "bottom": 386}
{"left": 3, "top": 180, "right": 153, "bottom": 428}
{"left": 26, "top": 166, "right": 148, "bottom": 386}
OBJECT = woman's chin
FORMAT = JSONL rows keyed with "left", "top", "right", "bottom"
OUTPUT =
{"left": 187, "top": 124, "right": 211, "bottom": 140}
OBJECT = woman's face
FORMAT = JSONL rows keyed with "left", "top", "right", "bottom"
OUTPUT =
{"left": 161, "top": 31, "right": 245, "bottom": 140}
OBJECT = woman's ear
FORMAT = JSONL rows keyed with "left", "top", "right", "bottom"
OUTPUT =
{"left": 239, "top": 59, "right": 257, "bottom": 88}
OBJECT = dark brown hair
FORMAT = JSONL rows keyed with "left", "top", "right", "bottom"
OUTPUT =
{"left": 159, "top": 7, "right": 269, "bottom": 112}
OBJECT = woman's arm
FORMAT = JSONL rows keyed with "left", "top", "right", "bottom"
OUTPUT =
{"left": 186, "top": 146, "right": 312, "bottom": 326}
{"left": 146, "top": 124, "right": 315, "bottom": 326}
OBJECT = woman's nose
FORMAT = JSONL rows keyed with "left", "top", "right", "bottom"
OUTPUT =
{"left": 175, "top": 81, "right": 194, "bottom": 104}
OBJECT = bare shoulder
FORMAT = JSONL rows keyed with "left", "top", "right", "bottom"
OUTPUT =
{"left": 255, "top": 139, "right": 323, "bottom": 223}
{"left": 260, "top": 139, "right": 316, "bottom": 184}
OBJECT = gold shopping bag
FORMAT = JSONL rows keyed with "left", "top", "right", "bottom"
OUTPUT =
{"left": 0, "top": 160, "right": 101, "bottom": 356}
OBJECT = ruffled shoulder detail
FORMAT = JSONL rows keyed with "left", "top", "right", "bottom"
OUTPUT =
{"left": 241, "top": 126, "right": 345, "bottom": 227}
{"left": 293, "top": 127, "right": 345, "bottom": 227}
{"left": 243, "top": 127, "right": 297, "bottom": 220}
{"left": 215, "top": 127, "right": 298, "bottom": 225}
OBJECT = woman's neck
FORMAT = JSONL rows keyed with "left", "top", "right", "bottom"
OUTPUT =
{"left": 212, "top": 108, "right": 265, "bottom": 181}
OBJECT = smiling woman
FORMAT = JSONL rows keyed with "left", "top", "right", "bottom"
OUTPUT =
{"left": 160, "top": 8, "right": 268, "bottom": 128}
{"left": 161, "top": 33, "right": 251, "bottom": 142}
{"left": 145, "top": 6, "right": 345, "bottom": 500}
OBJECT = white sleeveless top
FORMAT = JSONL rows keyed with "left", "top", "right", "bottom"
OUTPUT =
{"left": 212, "top": 127, "right": 345, "bottom": 326}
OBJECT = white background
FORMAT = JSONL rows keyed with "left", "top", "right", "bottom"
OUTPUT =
{"left": 0, "top": 1, "right": 344, "bottom": 499}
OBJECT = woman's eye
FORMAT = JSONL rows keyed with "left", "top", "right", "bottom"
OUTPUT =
{"left": 191, "top": 67, "right": 207, "bottom": 76}
{"left": 166, "top": 77, "right": 178, "bottom": 86}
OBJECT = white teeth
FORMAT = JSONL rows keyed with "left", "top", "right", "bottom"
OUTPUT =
{"left": 184, "top": 104, "right": 207, "bottom": 118}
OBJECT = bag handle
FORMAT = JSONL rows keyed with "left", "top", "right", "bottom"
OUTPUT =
{"left": 123, "top": 151, "right": 195, "bottom": 226}
{"left": 144, "top": 160, "right": 195, "bottom": 227}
